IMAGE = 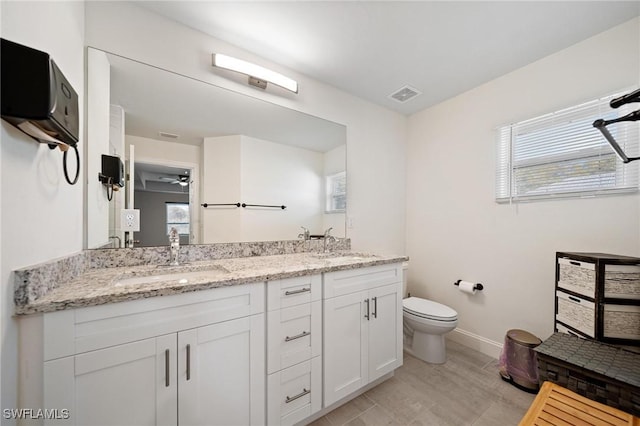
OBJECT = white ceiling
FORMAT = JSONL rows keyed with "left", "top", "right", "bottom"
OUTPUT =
{"left": 136, "top": 1, "right": 640, "bottom": 116}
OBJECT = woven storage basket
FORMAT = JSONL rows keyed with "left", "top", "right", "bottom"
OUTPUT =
{"left": 535, "top": 333, "right": 640, "bottom": 416}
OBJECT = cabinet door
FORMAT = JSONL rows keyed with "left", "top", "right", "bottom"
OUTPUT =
{"left": 368, "top": 283, "right": 402, "bottom": 382}
{"left": 178, "top": 314, "right": 265, "bottom": 426}
{"left": 323, "top": 291, "right": 368, "bottom": 407}
{"left": 49, "top": 334, "right": 177, "bottom": 426}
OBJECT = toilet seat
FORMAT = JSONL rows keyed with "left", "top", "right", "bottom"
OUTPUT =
{"left": 403, "top": 297, "right": 458, "bottom": 322}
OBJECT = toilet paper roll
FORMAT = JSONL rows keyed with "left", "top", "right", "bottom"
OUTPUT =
{"left": 458, "top": 280, "right": 477, "bottom": 295}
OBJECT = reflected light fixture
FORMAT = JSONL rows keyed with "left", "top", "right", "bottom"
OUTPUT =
{"left": 212, "top": 53, "right": 298, "bottom": 94}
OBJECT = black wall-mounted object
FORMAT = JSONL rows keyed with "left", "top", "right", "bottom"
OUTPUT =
{"left": 593, "top": 87, "right": 640, "bottom": 164}
{"left": 100, "top": 154, "right": 125, "bottom": 188}
{"left": 1, "top": 38, "right": 79, "bottom": 147}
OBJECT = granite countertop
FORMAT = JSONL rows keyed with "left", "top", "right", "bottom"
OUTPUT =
{"left": 15, "top": 251, "right": 407, "bottom": 315}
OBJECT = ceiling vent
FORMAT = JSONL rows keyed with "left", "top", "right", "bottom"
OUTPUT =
{"left": 389, "top": 85, "right": 421, "bottom": 103}
{"left": 159, "top": 131, "right": 179, "bottom": 139}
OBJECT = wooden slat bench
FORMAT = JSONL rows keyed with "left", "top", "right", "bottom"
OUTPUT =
{"left": 519, "top": 382, "right": 640, "bottom": 426}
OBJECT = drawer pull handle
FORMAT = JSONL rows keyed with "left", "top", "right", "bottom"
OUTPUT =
{"left": 285, "top": 331, "right": 310, "bottom": 342}
{"left": 285, "top": 288, "right": 311, "bottom": 296}
{"left": 364, "top": 298, "right": 370, "bottom": 320}
{"left": 372, "top": 296, "right": 378, "bottom": 319}
{"left": 186, "top": 344, "right": 191, "bottom": 381}
{"left": 165, "top": 349, "right": 170, "bottom": 387}
{"left": 285, "top": 388, "right": 310, "bottom": 403}
{"left": 568, "top": 296, "right": 581, "bottom": 303}
{"left": 569, "top": 261, "right": 581, "bottom": 266}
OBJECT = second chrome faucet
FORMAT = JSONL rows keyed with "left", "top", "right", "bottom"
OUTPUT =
{"left": 169, "top": 227, "right": 180, "bottom": 266}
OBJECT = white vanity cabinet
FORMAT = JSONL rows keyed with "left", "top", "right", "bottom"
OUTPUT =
{"left": 18, "top": 259, "right": 407, "bottom": 426}
{"left": 29, "top": 282, "right": 265, "bottom": 426}
{"left": 323, "top": 264, "right": 403, "bottom": 407}
{"left": 266, "top": 274, "right": 322, "bottom": 426}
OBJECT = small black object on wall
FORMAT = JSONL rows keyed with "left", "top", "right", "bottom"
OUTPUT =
{"left": 1, "top": 38, "right": 80, "bottom": 184}
{"left": 98, "top": 155, "right": 125, "bottom": 201}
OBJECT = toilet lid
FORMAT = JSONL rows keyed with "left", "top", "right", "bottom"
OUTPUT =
{"left": 403, "top": 297, "right": 458, "bottom": 321}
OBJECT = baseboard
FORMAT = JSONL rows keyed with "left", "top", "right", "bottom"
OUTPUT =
{"left": 447, "top": 328, "right": 503, "bottom": 359}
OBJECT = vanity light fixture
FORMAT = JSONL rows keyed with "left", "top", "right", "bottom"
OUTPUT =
{"left": 212, "top": 53, "right": 298, "bottom": 94}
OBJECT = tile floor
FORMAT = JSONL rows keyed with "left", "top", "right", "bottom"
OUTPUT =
{"left": 309, "top": 340, "right": 536, "bottom": 426}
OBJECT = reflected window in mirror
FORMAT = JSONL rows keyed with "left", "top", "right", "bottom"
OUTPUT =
{"left": 326, "top": 172, "right": 346, "bottom": 213}
{"left": 166, "top": 202, "right": 190, "bottom": 235}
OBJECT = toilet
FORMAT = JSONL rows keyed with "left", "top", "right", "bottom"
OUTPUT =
{"left": 402, "top": 263, "right": 458, "bottom": 364}
{"left": 403, "top": 297, "right": 458, "bottom": 364}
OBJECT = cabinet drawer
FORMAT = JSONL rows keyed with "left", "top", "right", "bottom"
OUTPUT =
{"left": 267, "top": 301, "right": 321, "bottom": 374}
{"left": 556, "top": 291, "right": 595, "bottom": 338}
{"left": 555, "top": 322, "right": 585, "bottom": 339}
{"left": 604, "top": 264, "right": 640, "bottom": 300}
{"left": 558, "top": 258, "right": 640, "bottom": 300}
{"left": 558, "top": 258, "right": 596, "bottom": 298}
{"left": 267, "top": 274, "right": 321, "bottom": 311}
{"left": 267, "top": 357, "right": 321, "bottom": 426}
{"left": 324, "top": 263, "right": 402, "bottom": 299}
{"left": 603, "top": 304, "right": 640, "bottom": 340}
{"left": 43, "top": 282, "right": 264, "bottom": 360}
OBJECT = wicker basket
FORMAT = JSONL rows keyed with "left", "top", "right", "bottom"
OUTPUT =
{"left": 535, "top": 333, "right": 640, "bottom": 416}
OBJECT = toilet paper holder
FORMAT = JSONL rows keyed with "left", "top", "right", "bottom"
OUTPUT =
{"left": 454, "top": 280, "right": 484, "bottom": 291}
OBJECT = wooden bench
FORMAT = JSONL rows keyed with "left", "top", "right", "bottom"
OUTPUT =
{"left": 519, "top": 381, "right": 640, "bottom": 426}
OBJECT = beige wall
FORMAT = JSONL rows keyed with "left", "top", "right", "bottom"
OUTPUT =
{"left": 406, "top": 18, "right": 640, "bottom": 357}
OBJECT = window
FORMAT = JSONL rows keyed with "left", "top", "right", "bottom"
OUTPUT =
{"left": 326, "top": 171, "right": 346, "bottom": 213}
{"left": 496, "top": 92, "right": 639, "bottom": 202}
{"left": 166, "top": 202, "right": 190, "bottom": 235}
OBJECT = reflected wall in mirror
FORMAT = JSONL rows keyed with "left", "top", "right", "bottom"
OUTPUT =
{"left": 86, "top": 48, "right": 347, "bottom": 248}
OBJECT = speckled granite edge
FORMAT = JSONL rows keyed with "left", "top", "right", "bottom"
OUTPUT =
{"left": 14, "top": 251, "right": 89, "bottom": 306}
{"left": 15, "top": 250, "right": 408, "bottom": 315}
{"left": 14, "top": 239, "right": 351, "bottom": 310}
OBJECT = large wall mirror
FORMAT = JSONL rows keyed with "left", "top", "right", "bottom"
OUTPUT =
{"left": 86, "top": 48, "right": 347, "bottom": 249}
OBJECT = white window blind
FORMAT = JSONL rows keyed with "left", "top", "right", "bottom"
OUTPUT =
{"left": 496, "top": 92, "right": 639, "bottom": 202}
{"left": 326, "top": 171, "right": 346, "bottom": 212}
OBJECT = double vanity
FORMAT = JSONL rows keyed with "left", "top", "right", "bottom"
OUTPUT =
{"left": 15, "top": 242, "right": 407, "bottom": 426}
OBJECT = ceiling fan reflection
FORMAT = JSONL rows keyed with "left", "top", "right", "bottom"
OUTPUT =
{"left": 159, "top": 175, "right": 191, "bottom": 187}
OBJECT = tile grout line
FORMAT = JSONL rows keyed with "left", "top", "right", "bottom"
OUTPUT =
{"left": 341, "top": 403, "right": 379, "bottom": 426}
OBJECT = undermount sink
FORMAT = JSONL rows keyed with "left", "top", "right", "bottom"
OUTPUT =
{"left": 113, "top": 265, "right": 230, "bottom": 287}
{"left": 311, "top": 252, "right": 377, "bottom": 261}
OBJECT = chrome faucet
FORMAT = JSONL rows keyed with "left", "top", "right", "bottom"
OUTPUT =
{"left": 169, "top": 227, "right": 180, "bottom": 266}
{"left": 298, "top": 226, "right": 310, "bottom": 241}
{"left": 323, "top": 227, "right": 336, "bottom": 252}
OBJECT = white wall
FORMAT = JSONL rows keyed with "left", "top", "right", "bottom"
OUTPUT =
{"left": 0, "top": 0, "right": 85, "bottom": 417}
{"left": 406, "top": 18, "right": 640, "bottom": 357}
{"left": 202, "top": 136, "right": 243, "bottom": 242}
{"left": 85, "top": 1, "right": 407, "bottom": 255}
{"left": 201, "top": 135, "right": 325, "bottom": 242}
{"left": 108, "top": 105, "right": 126, "bottom": 244}
{"left": 126, "top": 135, "right": 201, "bottom": 165}
{"left": 241, "top": 136, "right": 324, "bottom": 241}
{"left": 86, "top": 49, "right": 111, "bottom": 248}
